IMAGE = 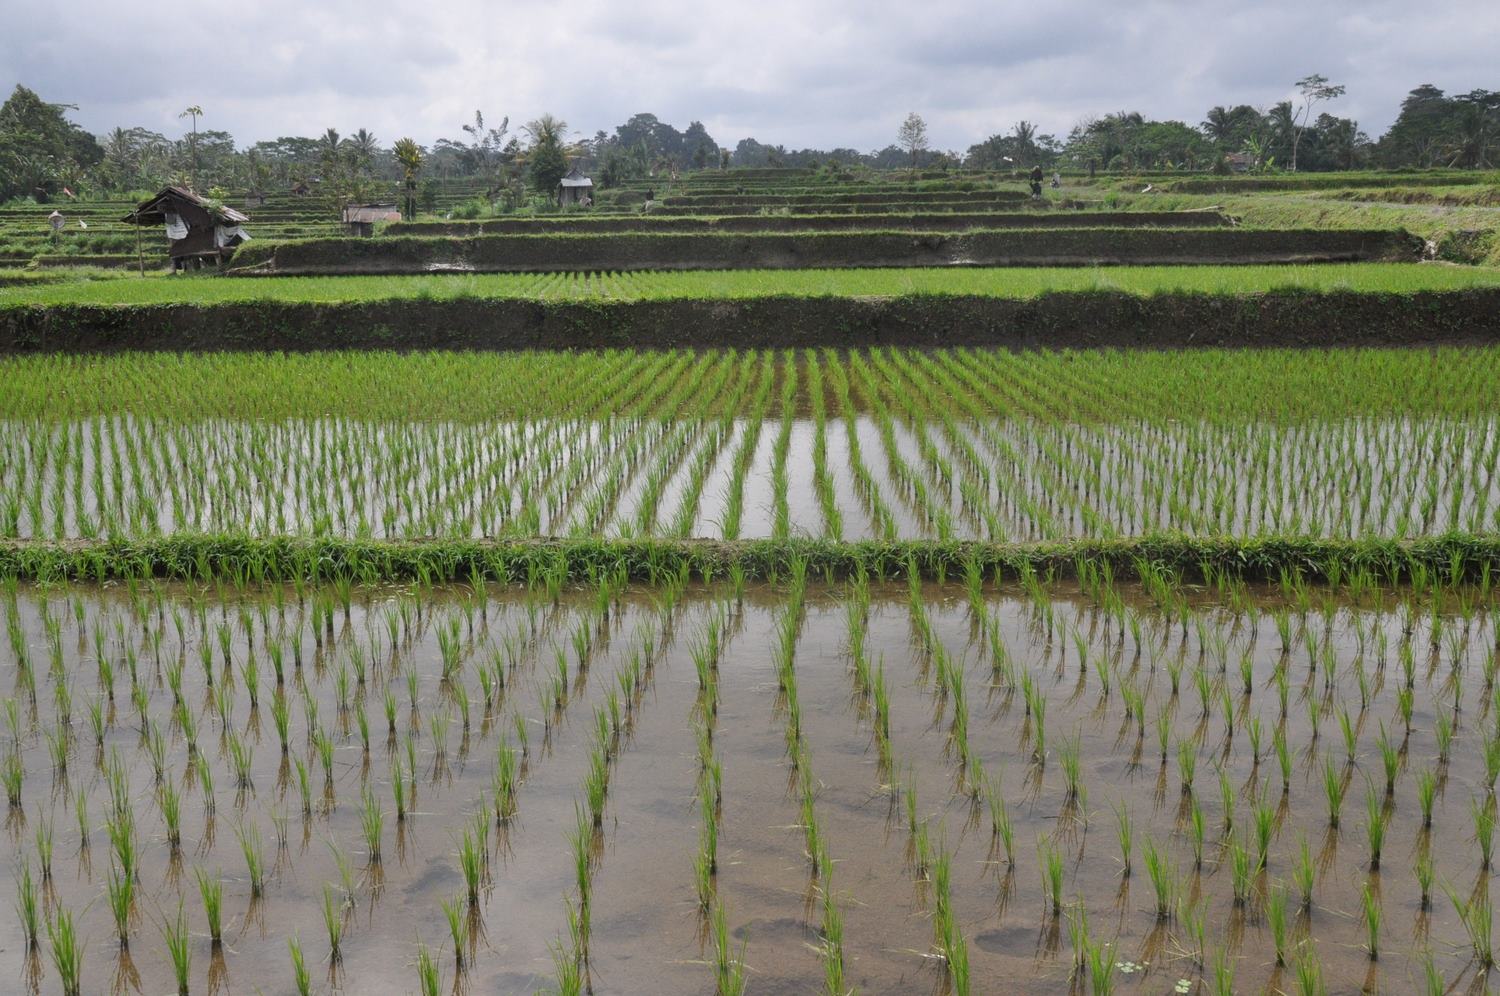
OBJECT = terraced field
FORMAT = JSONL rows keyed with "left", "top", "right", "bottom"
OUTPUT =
{"left": 4, "top": 165, "right": 1500, "bottom": 996}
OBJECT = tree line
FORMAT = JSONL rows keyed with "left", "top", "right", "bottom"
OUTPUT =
{"left": 0, "top": 77, "right": 1495, "bottom": 204}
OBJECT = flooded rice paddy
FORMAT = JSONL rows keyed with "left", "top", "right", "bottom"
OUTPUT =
{"left": 2, "top": 571, "right": 1496, "bottom": 994}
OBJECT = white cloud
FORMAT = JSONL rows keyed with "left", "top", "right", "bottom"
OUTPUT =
{"left": 1, "top": 0, "right": 1494, "bottom": 151}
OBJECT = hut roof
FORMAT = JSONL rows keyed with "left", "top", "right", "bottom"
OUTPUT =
{"left": 123, "top": 186, "right": 250, "bottom": 226}
{"left": 560, "top": 167, "right": 593, "bottom": 188}
{"left": 342, "top": 204, "right": 402, "bottom": 224}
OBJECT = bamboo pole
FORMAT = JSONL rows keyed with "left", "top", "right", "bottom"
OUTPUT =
{"left": 134, "top": 209, "right": 143, "bottom": 276}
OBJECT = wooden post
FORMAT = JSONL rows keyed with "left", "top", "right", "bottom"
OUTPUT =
{"left": 134, "top": 210, "right": 143, "bottom": 276}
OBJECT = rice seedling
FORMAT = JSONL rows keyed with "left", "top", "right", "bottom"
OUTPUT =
{"left": 1142, "top": 837, "right": 1174, "bottom": 919}
{"left": 1361, "top": 882, "right": 1381, "bottom": 960}
{"left": 15, "top": 859, "right": 38, "bottom": 950}
{"left": 1039, "top": 838, "right": 1065, "bottom": 916}
{"left": 196, "top": 866, "right": 223, "bottom": 946}
{"left": 1266, "top": 882, "right": 1290, "bottom": 965}
{"left": 441, "top": 893, "right": 469, "bottom": 969}
{"left": 712, "top": 901, "right": 748, "bottom": 996}
{"left": 47, "top": 903, "right": 83, "bottom": 996}
{"left": 289, "top": 933, "right": 310, "bottom": 996}
{"left": 1415, "top": 848, "right": 1434, "bottom": 909}
{"left": 1322, "top": 756, "right": 1345, "bottom": 827}
{"left": 458, "top": 825, "right": 482, "bottom": 906}
{"left": 1446, "top": 885, "right": 1495, "bottom": 970}
{"left": 362, "top": 787, "right": 384, "bottom": 863}
{"left": 236, "top": 822, "right": 266, "bottom": 897}
{"left": 416, "top": 938, "right": 443, "bottom": 995}
{"left": 165, "top": 900, "right": 191, "bottom": 995}
{"left": 105, "top": 859, "right": 133, "bottom": 948}
{"left": 1113, "top": 802, "right": 1133, "bottom": 878}
{"left": 1293, "top": 834, "right": 1316, "bottom": 911}
{"left": 322, "top": 883, "right": 344, "bottom": 962}
{"left": 1473, "top": 797, "right": 1496, "bottom": 869}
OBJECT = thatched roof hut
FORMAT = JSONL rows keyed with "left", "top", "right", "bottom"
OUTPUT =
{"left": 123, "top": 187, "right": 250, "bottom": 268}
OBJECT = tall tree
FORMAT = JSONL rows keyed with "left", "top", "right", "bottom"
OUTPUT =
{"left": 178, "top": 105, "right": 203, "bottom": 189}
{"left": 897, "top": 112, "right": 929, "bottom": 168}
{"left": 524, "top": 114, "right": 570, "bottom": 200}
{"left": 1289, "top": 74, "right": 1346, "bottom": 171}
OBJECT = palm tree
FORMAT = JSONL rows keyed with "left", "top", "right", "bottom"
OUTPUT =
{"left": 319, "top": 128, "right": 342, "bottom": 170}
{"left": 1011, "top": 120, "right": 1038, "bottom": 164}
{"left": 393, "top": 138, "right": 424, "bottom": 218}
{"left": 178, "top": 105, "right": 203, "bottom": 189}
{"left": 524, "top": 115, "right": 571, "bottom": 200}
{"left": 1202, "top": 107, "right": 1236, "bottom": 146}
{"left": 348, "top": 129, "right": 379, "bottom": 169}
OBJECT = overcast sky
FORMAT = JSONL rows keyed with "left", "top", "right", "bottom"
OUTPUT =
{"left": 3, "top": 1, "right": 1495, "bottom": 152}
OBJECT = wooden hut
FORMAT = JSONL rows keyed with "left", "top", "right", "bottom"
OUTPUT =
{"left": 342, "top": 204, "right": 402, "bottom": 237}
{"left": 559, "top": 167, "right": 594, "bottom": 206}
{"left": 123, "top": 186, "right": 250, "bottom": 271}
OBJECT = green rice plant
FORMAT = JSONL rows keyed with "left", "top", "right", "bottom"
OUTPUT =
{"left": 289, "top": 933, "right": 310, "bottom": 996}
{"left": 988, "top": 778, "right": 1015, "bottom": 866}
{"left": 1293, "top": 834, "right": 1315, "bottom": 910}
{"left": 1364, "top": 779, "right": 1387, "bottom": 869}
{"left": 1435, "top": 713, "right": 1453, "bottom": 763}
{"left": 416, "top": 938, "right": 442, "bottom": 995}
{"left": 442, "top": 893, "right": 469, "bottom": 969}
{"left": 160, "top": 780, "right": 182, "bottom": 851}
{"left": 1059, "top": 735, "right": 1082, "bottom": 802}
{"left": 197, "top": 751, "right": 216, "bottom": 814}
{"left": 105, "top": 859, "right": 133, "bottom": 948}
{"left": 322, "top": 883, "right": 343, "bottom": 962}
{"left": 47, "top": 904, "right": 83, "bottom": 996}
{"left": 1266, "top": 882, "right": 1290, "bottom": 965}
{"left": 165, "top": 900, "right": 191, "bottom": 995}
{"left": 271, "top": 691, "right": 290, "bottom": 752}
{"left": 293, "top": 757, "right": 310, "bottom": 817}
{"left": 458, "top": 825, "right": 482, "bottom": 907}
{"left": 35, "top": 816, "right": 53, "bottom": 879}
{"left": 1274, "top": 726, "right": 1291, "bottom": 792}
{"left": 3, "top": 750, "right": 23, "bottom": 807}
{"left": 1415, "top": 848, "right": 1434, "bottom": 909}
{"left": 1247, "top": 793, "right": 1274, "bottom": 868}
{"left": 1228, "top": 833, "right": 1255, "bottom": 906}
{"left": 1337, "top": 707, "right": 1356, "bottom": 764}
{"left": 494, "top": 741, "right": 519, "bottom": 824}
{"left": 1177, "top": 739, "right": 1196, "bottom": 796}
{"left": 196, "top": 866, "right": 223, "bottom": 945}
{"left": 15, "top": 859, "right": 38, "bottom": 949}
{"left": 1362, "top": 882, "right": 1381, "bottom": 960}
{"left": 1322, "top": 756, "right": 1345, "bottom": 827}
{"left": 1113, "top": 802, "right": 1133, "bottom": 878}
{"left": 1142, "top": 837, "right": 1173, "bottom": 920}
{"left": 1446, "top": 884, "right": 1495, "bottom": 969}
{"left": 1421, "top": 952, "right": 1444, "bottom": 996}
{"left": 1293, "top": 946, "right": 1324, "bottom": 996}
{"left": 1211, "top": 945, "right": 1235, "bottom": 996}
{"left": 1188, "top": 798, "right": 1206, "bottom": 868}
{"left": 1473, "top": 797, "right": 1496, "bottom": 869}
{"left": 1039, "top": 839, "right": 1066, "bottom": 918}
{"left": 361, "top": 787, "right": 383, "bottom": 864}
{"left": 712, "top": 901, "right": 748, "bottom": 996}
{"left": 236, "top": 822, "right": 265, "bottom": 897}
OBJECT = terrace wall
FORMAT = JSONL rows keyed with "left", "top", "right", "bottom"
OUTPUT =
{"left": 385, "top": 211, "right": 1234, "bottom": 236}
{"left": 227, "top": 229, "right": 1419, "bottom": 275}
{"left": 4, "top": 287, "right": 1497, "bottom": 353}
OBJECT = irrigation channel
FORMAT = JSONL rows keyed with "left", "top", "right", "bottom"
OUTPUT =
{"left": 2, "top": 569, "right": 1496, "bottom": 994}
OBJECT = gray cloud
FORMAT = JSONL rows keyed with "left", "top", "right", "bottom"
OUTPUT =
{"left": 1, "top": 0, "right": 1494, "bottom": 151}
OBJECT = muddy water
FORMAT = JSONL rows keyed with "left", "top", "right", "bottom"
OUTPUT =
{"left": 0, "top": 580, "right": 1491, "bottom": 994}
{"left": 4, "top": 414, "right": 1495, "bottom": 542}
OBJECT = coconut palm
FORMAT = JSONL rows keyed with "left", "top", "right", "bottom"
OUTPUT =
{"left": 393, "top": 138, "right": 424, "bottom": 218}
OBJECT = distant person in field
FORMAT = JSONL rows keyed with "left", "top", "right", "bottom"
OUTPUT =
{"left": 47, "top": 210, "right": 64, "bottom": 244}
{"left": 1087, "top": 158, "right": 1097, "bottom": 179}
{"left": 1051, "top": 171, "right": 1061, "bottom": 189}
{"left": 1028, "top": 165, "right": 1043, "bottom": 198}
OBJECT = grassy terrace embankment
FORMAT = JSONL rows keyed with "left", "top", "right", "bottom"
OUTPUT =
{"left": 385, "top": 210, "right": 1234, "bottom": 236}
{"left": 4, "top": 534, "right": 1499, "bottom": 585}
{"left": 4, "top": 264, "right": 1500, "bottom": 351}
{"left": 222, "top": 228, "right": 1418, "bottom": 275}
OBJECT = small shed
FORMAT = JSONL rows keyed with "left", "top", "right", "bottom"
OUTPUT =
{"left": 342, "top": 203, "right": 402, "bottom": 236}
{"left": 123, "top": 186, "right": 250, "bottom": 271}
{"left": 559, "top": 167, "right": 594, "bottom": 206}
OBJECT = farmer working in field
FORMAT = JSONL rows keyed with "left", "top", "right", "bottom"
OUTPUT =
{"left": 1028, "top": 165, "right": 1044, "bottom": 198}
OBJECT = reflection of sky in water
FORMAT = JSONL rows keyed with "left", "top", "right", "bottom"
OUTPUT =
{"left": 1, "top": 414, "right": 1495, "bottom": 540}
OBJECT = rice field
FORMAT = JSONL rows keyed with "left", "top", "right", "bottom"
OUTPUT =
{"left": 2, "top": 560, "right": 1497, "bottom": 995}
{"left": 3, "top": 262, "right": 1500, "bottom": 307}
{"left": 1, "top": 348, "right": 1497, "bottom": 544}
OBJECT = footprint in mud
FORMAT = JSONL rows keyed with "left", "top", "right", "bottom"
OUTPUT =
{"left": 973, "top": 923, "right": 1034, "bottom": 955}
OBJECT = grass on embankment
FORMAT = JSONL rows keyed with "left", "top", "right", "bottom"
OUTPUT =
{"left": 4, "top": 533, "right": 1499, "bottom": 586}
{"left": 3, "top": 262, "right": 1498, "bottom": 307}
